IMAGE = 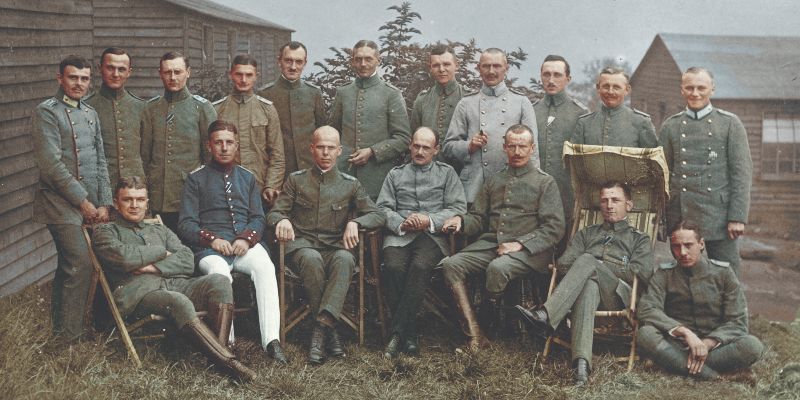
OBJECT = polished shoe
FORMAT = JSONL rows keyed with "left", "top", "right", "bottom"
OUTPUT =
{"left": 308, "top": 324, "right": 326, "bottom": 365}
{"left": 403, "top": 336, "right": 419, "bottom": 356}
{"left": 327, "top": 327, "right": 346, "bottom": 358}
{"left": 383, "top": 334, "right": 402, "bottom": 359}
{"left": 266, "top": 339, "right": 288, "bottom": 365}
{"left": 515, "top": 305, "right": 553, "bottom": 337}
{"left": 573, "top": 358, "right": 590, "bottom": 387}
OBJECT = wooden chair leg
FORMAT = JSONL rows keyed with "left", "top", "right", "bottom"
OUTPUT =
{"left": 358, "top": 233, "right": 365, "bottom": 346}
{"left": 543, "top": 336, "right": 553, "bottom": 359}
{"left": 627, "top": 321, "right": 638, "bottom": 372}
{"left": 369, "top": 235, "right": 388, "bottom": 341}
{"left": 279, "top": 242, "right": 286, "bottom": 344}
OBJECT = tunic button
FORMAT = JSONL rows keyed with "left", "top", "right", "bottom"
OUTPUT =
{"left": 708, "top": 120, "right": 713, "bottom": 123}
{"left": 682, "top": 120, "right": 686, "bottom": 125}
{"left": 117, "top": 128, "right": 122, "bottom": 132}
{"left": 483, "top": 148, "right": 488, "bottom": 152}
{"left": 682, "top": 161, "right": 687, "bottom": 165}
{"left": 481, "top": 122, "right": 486, "bottom": 126}
{"left": 502, "top": 109, "right": 506, "bottom": 113}
{"left": 708, "top": 132, "right": 712, "bottom": 136}
{"left": 499, "top": 231, "right": 503, "bottom": 235}
{"left": 681, "top": 148, "right": 686, "bottom": 152}
{"left": 682, "top": 188, "right": 687, "bottom": 192}
{"left": 483, "top": 162, "right": 488, "bottom": 166}
{"left": 681, "top": 134, "right": 686, "bottom": 138}
{"left": 707, "top": 188, "right": 712, "bottom": 192}
{"left": 681, "top": 174, "right": 686, "bottom": 179}
{"left": 501, "top": 122, "right": 505, "bottom": 126}
{"left": 481, "top": 110, "right": 486, "bottom": 114}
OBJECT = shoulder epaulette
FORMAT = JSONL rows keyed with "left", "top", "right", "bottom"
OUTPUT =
{"left": 339, "top": 171, "right": 357, "bottom": 181}
{"left": 43, "top": 98, "right": 58, "bottom": 108}
{"left": 391, "top": 163, "right": 407, "bottom": 170}
{"left": 126, "top": 90, "right": 146, "bottom": 102}
{"left": 532, "top": 98, "right": 542, "bottom": 106}
{"left": 659, "top": 261, "right": 676, "bottom": 269}
{"left": 709, "top": 259, "right": 731, "bottom": 268}
{"left": 383, "top": 80, "right": 401, "bottom": 91}
{"left": 236, "top": 164, "right": 255, "bottom": 176}
{"left": 665, "top": 111, "right": 684, "bottom": 121}
{"left": 463, "top": 89, "right": 479, "bottom": 97}
{"left": 508, "top": 87, "right": 527, "bottom": 96}
{"left": 84, "top": 91, "right": 97, "bottom": 101}
{"left": 303, "top": 80, "right": 320, "bottom": 90}
{"left": 578, "top": 111, "right": 594, "bottom": 119}
{"left": 290, "top": 169, "right": 308, "bottom": 176}
{"left": 212, "top": 96, "right": 227, "bottom": 106}
{"left": 82, "top": 102, "right": 96, "bottom": 111}
{"left": 716, "top": 109, "right": 736, "bottom": 117}
{"left": 418, "top": 87, "right": 431, "bottom": 96}
{"left": 633, "top": 108, "right": 651, "bottom": 118}
{"left": 535, "top": 167, "right": 549, "bottom": 175}
{"left": 192, "top": 94, "right": 209, "bottom": 103}
{"left": 147, "top": 95, "right": 161, "bottom": 103}
{"left": 256, "top": 95, "right": 273, "bottom": 105}
{"left": 260, "top": 81, "right": 277, "bottom": 91}
{"left": 189, "top": 165, "right": 205, "bottom": 174}
{"left": 571, "top": 98, "right": 588, "bottom": 111}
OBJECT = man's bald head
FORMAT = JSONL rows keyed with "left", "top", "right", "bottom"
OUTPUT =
{"left": 312, "top": 125, "right": 341, "bottom": 146}
{"left": 413, "top": 127, "right": 438, "bottom": 146}
{"left": 310, "top": 126, "right": 342, "bottom": 171}
{"left": 409, "top": 127, "right": 439, "bottom": 166}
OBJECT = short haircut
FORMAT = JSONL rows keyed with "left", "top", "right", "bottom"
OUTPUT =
{"left": 598, "top": 66, "right": 629, "bottom": 84}
{"left": 600, "top": 180, "right": 632, "bottom": 201}
{"left": 207, "top": 120, "right": 238, "bottom": 140}
{"left": 683, "top": 66, "right": 715, "bottom": 82}
{"left": 429, "top": 44, "right": 457, "bottom": 62}
{"left": 353, "top": 40, "right": 379, "bottom": 52}
{"left": 100, "top": 47, "right": 132, "bottom": 68}
{"left": 669, "top": 219, "right": 703, "bottom": 241}
{"left": 542, "top": 54, "right": 570, "bottom": 77}
{"left": 504, "top": 124, "right": 534, "bottom": 144}
{"left": 483, "top": 47, "right": 507, "bottom": 58}
{"left": 160, "top": 51, "right": 189, "bottom": 69}
{"left": 412, "top": 127, "right": 439, "bottom": 146}
{"left": 115, "top": 176, "right": 147, "bottom": 198}
{"left": 59, "top": 55, "right": 92, "bottom": 75}
{"left": 279, "top": 41, "right": 308, "bottom": 59}
{"left": 231, "top": 54, "right": 257, "bottom": 69}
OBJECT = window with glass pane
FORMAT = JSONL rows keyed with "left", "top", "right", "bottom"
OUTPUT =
{"left": 762, "top": 114, "right": 800, "bottom": 178}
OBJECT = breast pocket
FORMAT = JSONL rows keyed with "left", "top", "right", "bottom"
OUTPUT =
{"left": 602, "top": 248, "right": 634, "bottom": 282}
{"left": 329, "top": 201, "right": 349, "bottom": 229}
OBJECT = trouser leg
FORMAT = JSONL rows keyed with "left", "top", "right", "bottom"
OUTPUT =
{"left": 705, "top": 335, "right": 764, "bottom": 372}
{"left": 484, "top": 250, "right": 551, "bottom": 296}
{"left": 544, "top": 253, "right": 599, "bottom": 330}
{"left": 441, "top": 248, "right": 496, "bottom": 286}
{"left": 290, "top": 248, "right": 326, "bottom": 316}
{"left": 198, "top": 255, "right": 237, "bottom": 344}
{"left": 705, "top": 238, "right": 741, "bottom": 278}
{"left": 130, "top": 289, "right": 199, "bottom": 329}
{"left": 569, "top": 279, "right": 625, "bottom": 369}
{"left": 232, "top": 244, "right": 281, "bottom": 347}
{"left": 382, "top": 245, "right": 413, "bottom": 319}
{"left": 47, "top": 224, "right": 93, "bottom": 339}
{"left": 637, "top": 325, "right": 720, "bottom": 380}
{"left": 388, "top": 236, "right": 443, "bottom": 337}
{"left": 318, "top": 249, "right": 355, "bottom": 320}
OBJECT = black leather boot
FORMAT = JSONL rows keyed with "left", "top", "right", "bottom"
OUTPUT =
{"left": 573, "top": 358, "right": 590, "bottom": 387}
{"left": 308, "top": 324, "right": 326, "bottom": 365}
{"left": 266, "top": 339, "right": 288, "bottom": 365}
{"left": 327, "top": 326, "right": 346, "bottom": 358}
{"left": 181, "top": 318, "right": 256, "bottom": 382}
{"left": 383, "top": 333, "right": 402, "bottom": 359}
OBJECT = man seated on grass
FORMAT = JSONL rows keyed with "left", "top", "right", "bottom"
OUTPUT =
{"left": 637, "top": 220, "right": 763, "bottom": 383}
{"left": 92, "top": 176, "right": 256, "bottom": 381}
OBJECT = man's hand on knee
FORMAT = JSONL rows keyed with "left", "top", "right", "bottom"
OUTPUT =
{"left": 496, "top": 241, "right": 523, "bottom": 255}
{"left": 231, "top": 239, "right": 250, "bottom": 256}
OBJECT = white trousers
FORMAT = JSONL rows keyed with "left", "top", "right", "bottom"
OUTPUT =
{"left": 199, "top": 243, "right": 280, "bottom": 349}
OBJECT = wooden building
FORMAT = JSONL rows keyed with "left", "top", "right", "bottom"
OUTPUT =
{"left": 631, "top": 33, "right": 800, "bottom": 234}
{"left": 0, "top": 0, "right": 291, "bottom": 297}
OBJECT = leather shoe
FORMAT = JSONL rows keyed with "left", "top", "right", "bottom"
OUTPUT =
{"left": 308, "top": 324, "right": 326, "bottom": 365}
{"left": 403, "top": 336, "right": 419, "bottom": 356}
{"left": 327, "top": 327, "right": 346, "bottom": 358}
{"left": 383, "top": 334, "right": 402, "bottom": 358}
{"left": 515, "top": 305, "right": 553, "bottom": 337}
{"left": 266, "top": 339, "right": 288, "bottom": 365}
{"left": 573, "top": 358, "right": 590, "bottom": 387}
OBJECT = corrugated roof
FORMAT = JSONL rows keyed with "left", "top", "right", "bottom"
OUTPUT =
{"left": 164, "top": 0, "right": 293, "bottom": 31}
{"left": 657, "top": 33, "right": 800, "bottom": 100}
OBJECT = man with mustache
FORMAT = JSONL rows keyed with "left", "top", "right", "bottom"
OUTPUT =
{"left": 516, "top": 181, "right": 653, "bottom": 386}
{"left": 140, "top": 51, "right": 217, "bottom": 232}
{"left": 33, "top": 55, "right": 112, "bottom": 339}
{"left": 259, "top": 41, "right": 326, "bottom": 176}
{"left": 328, "top": 40, "right": 411, "bottom": 200}
{"left": 572, "top": 67, "right": 657, "bottom": 148}
{"left": 443, "top": 48, "right": 539, "bottom": 204}
{"left": 441, "top": 125, "right": 563, "bottom": 351}
{"left": 376, "top": 127, "right": 467, "bottom": 358}
{"left": 85, "top": 47, "right": 146, "bottom": 190}
{"left": 410, "top": 45, "right": 467, "bottom": 163}
{"left": 532, "top": 55, "right": 588, "bottom": 245}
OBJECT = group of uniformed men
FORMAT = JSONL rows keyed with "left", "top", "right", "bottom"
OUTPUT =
{"left": 33, "top": 38, "right": 760, "bottom": 385}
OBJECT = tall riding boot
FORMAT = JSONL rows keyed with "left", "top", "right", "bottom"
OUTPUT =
{"left": 449, "top": 281, "right": 489, "bottom": 351}
{"left": 207, "top": 302, "right": 234, "bottom": 346}
{"left": 181, "top": 318, "right": 257, "bottom": 382}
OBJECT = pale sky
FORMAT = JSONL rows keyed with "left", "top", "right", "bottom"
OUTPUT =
{"left": 216, "top": 0, "right": 800, "bottom": 84}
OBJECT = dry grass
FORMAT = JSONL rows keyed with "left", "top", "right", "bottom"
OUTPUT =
{"left": 1, "top": 284, "right": 799, "bottom": 400}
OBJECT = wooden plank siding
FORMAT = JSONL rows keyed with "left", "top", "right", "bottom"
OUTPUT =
{"left": 0, "top": 0, "right": 290, "bottom": 297}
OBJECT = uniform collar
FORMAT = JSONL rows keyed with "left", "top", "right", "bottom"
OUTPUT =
{"left": 480, "top": 81, "right": 508, "bottom": 97}
{"left": 56, "top": 88, "right": 82, "bottom": 108}
{"left": 411, "top": 161, "right": 434, "bottom": 172}
{"left": 601, "top": 103, "right": 625, "bottom": 116}
{"left": 545, "top": 90, "right": 568, "bottom": 107}
{"left": 507, "top": 161, "right": 532, "bottom": 177}
{"left": 115, "top": 217, "right": 147, "bottom": 229}
{"left": 209, "top": 160, "right": 235, "bottom": 174}
{"left": 680, "top": 254, "right": 709, "bottom": 277}
{"left": 279, "top": 75, "right": 301, "bottom": 89}
{"left": 355, "top": 73, "right": 381, "bottom": 89}
{"left": 312, "top": 164, "right": 340, "bottom": 184}
{"left": 436, "top": 79, "right": 459, "bottom": 96}
{"left": 164, "top": 86, "right": 190, "bottom": 102}
{"left": 99, "top": 84, "right": 127, "bottom": 100}
{"left": 601, "top": 218, "right": 630, "bottom": 231}
{"left": 231, "top": 91, "right": 254, "bottom": 104}
{"left": 684, "top": 103, "right": 713, "bottom": 120}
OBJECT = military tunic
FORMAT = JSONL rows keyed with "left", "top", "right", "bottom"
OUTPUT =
{"left": 441, "top": 162, "right": 564, "bottom": 295}
{"left": 544, "top": 219, "right": 653, "bottom": 367}
{"left": 259, "top": 76, "right": 326, "bottom": 175}
{"left": 32, "top": 88, "right": 112, "bottom": 338}
{"left": 213, "top": 92, "right": 285, "bottom": 192}
{"left": 92, "top": 218, "right": 232, "bottom": 328}
{"left": 140, "top": 87, "right": 217, "bottom": 214}
{"left": 637, "top": 256, "right": 763, "bottom": 378}
{"left": 328, "top": 74, "right": 411, "bottom": 199}
{"left": 266, "top": 166, "right": 385, "bottom": 319}
{"left": 572, "top": 104, "right": 657, "bottom": 148}
{"left": 85, "top": 84, "right": 146, "bottom": 189}
{"left": 533, "top": 91, "right": 587, "bottom": 228}
{"left": 443, "top": 82, "right": 539, "bottom": 202}
{"left": 410, "top": 79, "right": 466, "bottom": 158}
{"left": 659, "top": 105, "right": 752, "bottom": 275}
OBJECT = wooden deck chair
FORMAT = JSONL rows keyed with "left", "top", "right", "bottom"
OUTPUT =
{"left": 542, "top": 142, "right": 669, "bottom": 371}
{"left": 278, "top": 228, "right": 388, "bottom": 345}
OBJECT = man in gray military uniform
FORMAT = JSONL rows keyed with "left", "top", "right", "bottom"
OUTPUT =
{"left": 532, "top": 55, "right": 588, "bottom": 247}
{"left": 328, "top": 40, "right": 411, "bottom": 200}
{"left": 572, "top": 67, "right": 657, "bottom": 148}
{"left": 92, "top": 177, "right": 256, "bottom": 381}
{"left": 85, "top": 47, "right": 146, "bottom": 190}
{"left": 377, "top": 127, "right": 467, "bottom": 358}
{"left": 140, "top": 51, "right": 217, "bottom": 231}
{"left": 516, "top": 181, "right": 653, "bottom": 386}
{"left": 213, "top": 55, "right": 285, "bottom": 206}
{"left": 267, "top": 126, "right": 385, "bottom": 364}
{"left": 659, "top": 67, "right": 752, "bottom": 277}
{"left": 32, "top": 55, "right": 112, "bottom": 339}
{"left": 410, "top": 45, "right": 467, "bottom": 162}
{"left": 638, "top": 220, "right": 762, "bottom": 382}
{"left": 259, "top": 41, "right": 326, "bottom": 176}
{"left": 441, "top": 125, "right": 564, "bottom": 351}
{"left": 443, "top": 48, "right": 539, "bottom": 203}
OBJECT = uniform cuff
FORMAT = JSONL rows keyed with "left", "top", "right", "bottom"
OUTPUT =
{"left": 236, "top": 229, "right": 261, "bottom": 247}
{"left": 199, "top": 229, "right": 220, "bottom": 247}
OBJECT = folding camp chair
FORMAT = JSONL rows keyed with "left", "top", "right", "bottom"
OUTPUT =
{"left": 542, "top": 142, "right": 669, "bottom": 371}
